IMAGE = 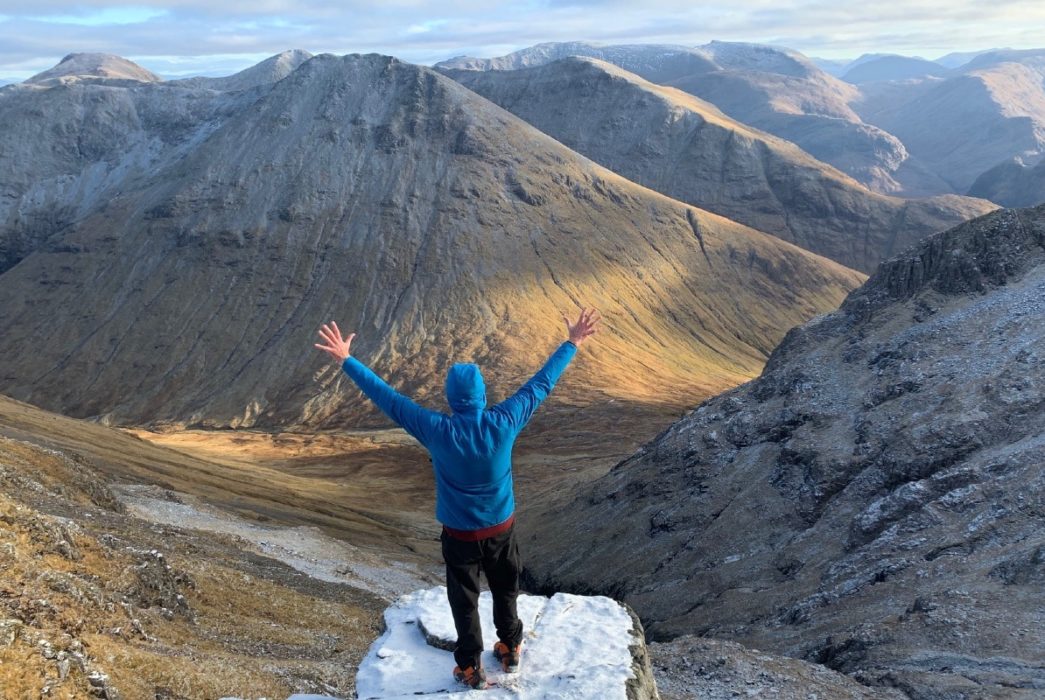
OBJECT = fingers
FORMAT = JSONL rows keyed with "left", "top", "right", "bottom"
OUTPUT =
{"left": 318, "top": 325, "right": 337, "bottom": 346}
{"left": 314, "top": 342, "right": 338, "bottom": 359}
{"left": 318, "top": 322, "right": 355, "bottom": 347}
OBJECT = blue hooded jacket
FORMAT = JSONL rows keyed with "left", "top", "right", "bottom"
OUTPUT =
{"left": 340, "top": 341, "right": 577, "bottom": 529}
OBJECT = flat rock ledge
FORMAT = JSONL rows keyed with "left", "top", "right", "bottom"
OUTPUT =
{"left": 355, "top": 586, "right": 658, "bottom": 699}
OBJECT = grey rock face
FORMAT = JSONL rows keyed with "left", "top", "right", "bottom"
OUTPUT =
{"left": 651, "top": 636, "right": 903, "bottom": 699}
{"left": 444, "top": 57, "right": 995, "bottom": 273}
{"left": 0, "top": 53, "right": 863, "bottom": 429}
{"left": 523, "top": 204, "right": 1045, "bottom": 698}
{"left": 0, "top": 74, "right": 258, "bottom": 272}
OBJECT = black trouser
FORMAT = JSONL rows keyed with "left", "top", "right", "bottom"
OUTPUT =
{"left": 441, "top": 523, "right": 523, "bottom": 670}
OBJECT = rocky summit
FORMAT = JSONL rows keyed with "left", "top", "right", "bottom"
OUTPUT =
{"left": 522, "top": 204, "right": 1045, "bottom": 699}
{"left": 0, "top": 52, "right": 861, "bottom": 430}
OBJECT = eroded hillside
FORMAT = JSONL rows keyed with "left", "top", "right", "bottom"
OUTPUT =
{"left": 0, "top": 411, "right": 390, "bottom": 698}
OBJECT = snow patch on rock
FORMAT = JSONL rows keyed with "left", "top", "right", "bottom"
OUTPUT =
{"left": 356, "top": 586, "right": 654, "bottom": 699}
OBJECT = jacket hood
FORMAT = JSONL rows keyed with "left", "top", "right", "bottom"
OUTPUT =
{"left": 446, "top": 363, "right": 487, "bottom": 413}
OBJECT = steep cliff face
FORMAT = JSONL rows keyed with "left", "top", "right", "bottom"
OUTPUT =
{"left": 522, "top": 204, "right": 1045, "bottom": 698}
{"left": 0, "top": 53, "right": 863, "bottom": 429}
{"left": 0, "top": 61, "right": 258, "bottom": 273}
{"left": 444, "top": 57, "right": 996, "bottom": 273}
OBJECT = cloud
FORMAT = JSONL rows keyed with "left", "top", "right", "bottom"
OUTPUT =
{"left": 0, "top": 0, "right": 1041, "bottom": 80}
{"left": 27, "top": 6, "right": 168, "bottom": 26}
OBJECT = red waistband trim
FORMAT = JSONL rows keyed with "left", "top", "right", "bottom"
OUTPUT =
{"left": 442, "top": 514, "right": 516, "bottom": 542}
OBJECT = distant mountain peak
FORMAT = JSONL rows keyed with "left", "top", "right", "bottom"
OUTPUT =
{"left": 696, "top": 40, "right": 820, "bottom": 78}
{"left": 169, "top": 49, "right": 315, "bottom": 91}
{"left": 26, "top": 53, "right": 161, "bottom": 84}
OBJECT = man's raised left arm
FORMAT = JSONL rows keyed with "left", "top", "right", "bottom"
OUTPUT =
{"left": 315, "top": 322, "right": 440, "bottom": 444}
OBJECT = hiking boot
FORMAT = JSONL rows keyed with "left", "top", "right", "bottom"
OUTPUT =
{"left": 493, "top": 641, "right": 522, "bottom": 673}
{"left": 453, "top": 664, "right": 487, "bottom": 689}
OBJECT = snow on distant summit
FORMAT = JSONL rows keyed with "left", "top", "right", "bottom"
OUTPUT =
{"left": 171, "top": 49, "right": 314, "bottom": 91}
{"left": 696, "top": 40, "right": 819, "bottom": 78}
{"left": 26, "top": 53, "right": 161, "bottom": 84}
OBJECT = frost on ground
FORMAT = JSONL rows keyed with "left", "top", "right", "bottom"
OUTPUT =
{"left": 115, "top": 483, "right": 438, "bottom": 600}
{"left": 356, "top": 587, "right": 650, "bottom": 699}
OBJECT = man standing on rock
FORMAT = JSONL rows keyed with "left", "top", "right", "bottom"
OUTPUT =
{"left": 315, "top": 308, "right": 600, "bottom": 689}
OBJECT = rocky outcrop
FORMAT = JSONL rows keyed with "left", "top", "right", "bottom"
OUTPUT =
{"left": 357, "top": 586, "right": 659, "bottom": 698}
{"left": 651, "top": 636, "right": 903, "bottom": 699}
{"left": 0, "top": 52, "right": 863, "bottom": 429}
{"left": 522, "top": 204, "right": 1045, "bottom": 698}
{"left": 444, "top": 57, "right": 996, "bottom": 272}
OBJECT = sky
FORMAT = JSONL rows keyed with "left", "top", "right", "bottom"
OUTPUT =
{"left": 0, "top": 0, "right": 1042, "bottom": 83}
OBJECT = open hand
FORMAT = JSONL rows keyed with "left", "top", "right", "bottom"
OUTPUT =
{"left": 315, "top": 322, "right": 355, "bottom": 363}
{"left": 562, "top": 307, "right": 601, "bottom": 346}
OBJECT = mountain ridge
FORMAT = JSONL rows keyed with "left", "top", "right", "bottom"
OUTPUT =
{"left": 0, "top": 52, "right": 863, "bottom": 432}
{"left": 442, "top": 56, "right": 996, "bottom": 272}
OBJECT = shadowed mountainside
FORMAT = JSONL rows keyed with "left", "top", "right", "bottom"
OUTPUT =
{"left": 443, "top": 56, "right": 995, "bottom": 273}
{"left": 0, "top": 52, "right": 863, "bottom": 431}
{"left": 840, "top": 55, "right": 947, "bottom": 84}
{"left": 853, "top": 56, "right": 1045, "bottom": 193}
{"left": 523, "top": 204, "right": 1045, "bottom": 698}
{"left": 968, "top": 157, "right": 1045, "bottom": 207}
{"left": 0, "top": 65, "right": 258, "bottom": 273}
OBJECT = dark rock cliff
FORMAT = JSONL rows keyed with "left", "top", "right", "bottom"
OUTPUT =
{"left": 523, "top": 204, "right": 1045, "bottom": 699}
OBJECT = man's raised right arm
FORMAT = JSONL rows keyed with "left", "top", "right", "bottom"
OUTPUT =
{"left": 492, "top": 307, "right": 600, "bottom": 431}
